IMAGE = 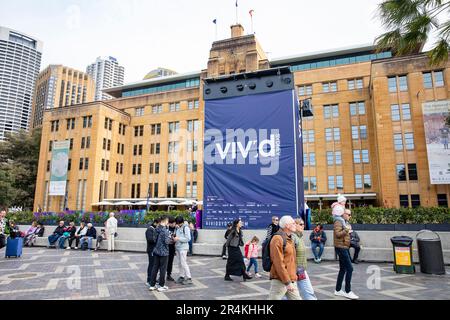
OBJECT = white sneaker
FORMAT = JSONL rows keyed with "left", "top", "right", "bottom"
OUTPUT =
{"left": 149, "top": 286, "right": 157, "bottom": 291}
{"left": 66, "top": 247, "right": 71, "bottom": 250}
{"left": 342, "top": 291, "right": 359, "bottom": 300}
{"left": 255, "top": 273, "right": 262, "bottom": 278}
{"left": 157, "top": 286, "right": 169, "bottom": 292}
{"left": 74, "top": 247, "right": 78, "bottom": 250}
{"left": 145, "top": 282, "right": 151, "bottom": 287}
{"left": 334, "top": 290, "right": 346, "bottom": 297}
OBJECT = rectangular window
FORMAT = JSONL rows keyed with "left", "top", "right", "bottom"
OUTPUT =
{"left": 353, "top": 150, "right": 361, "bottom": 163}
{"left": 404, "top": 133, "right": 414, "bottom": 150}
{"left": 84, "top": 158, "right": 89, "bottom": 170}
{"left": 309, "top": 153, "right": 316, "bottom": 166}
{"left": 336, "top": 176, "right": 343, "bottom": 190}
{"left": 169, "top": 102, "right": 181, "bottom": 112}
{"left": 310, "top": 177, "right": 317, "bottom": 191}
{"left": 359, "top": 125, "right": 367, "bottom": 139}
{"left": 411, "top": 194, "right": 420, "bottom": 208}
{"left": 391, "top": 105, "right": 400, "bottom": 121}
{"left": 325, "top": 128, "right": 333, "bottom": 142}
{"left": 303, "top": 177, "right": 309, "bottom": 191}
{"left": 434, "top": 71, "right": 444, "bottom": 87}
{"left": 335, "top": 151, "right": 342, "bottom": 165}
{"left": 364, "top": 174, "right": 372, "bottom": 188}
{"left": 324, "top": 106, "right": 331, "bottom": 119}
{"left": 388, "top": 77, "right": 397, "bottom": 93}
{"left": 298, "top": 85, "right": 312, "bottom": 96}
{"left": 437, "top": 194, "right": 448, "bottom": 207}
{"left": 327, "top": 151, "right": 334, "bottom": 165}
{"left": 348, "top": 79, "right": 355, "bottom": 90}
{"left": 169, "top": 122, "right": 180, "bottom": 133}
{"left": 308, "top": 130, "right": 314, "bottom": 143}
{"left": 350, "top": 102, "right": 357, "bottom": 116}
{"left": 322, "top": 83, "right": 329, "bottom": 93}
{"left": 355, "top": 174, "right": 363, "bottom": 189}
{"left": 398, "top": 75, "right": 408, "bottom": 91}
{"left": 358, "top": 102, "right": 366, "bottom": 115}
{"left": 362, "top": 150, "right": 369, "bottom": 163}
{"left": 47, "top": 160, "right": 51, "bottom": 172}
{"left": 397, "top": 164, "right": 406, "bottom": 181}
{"left": 328, "top": 176, "right": 335, "bottom": 190}
{"left": 408, "top": 163, "right": 418, "bottom": 180}
{"left": 394, "top": 134, "right": 403, "bottom": 151}
{"left": 333, "top": 128, "right": 340, "bottom": 141}
{"left": 402, "top": 104, "right": 411, "bottom": 120}
{"left": 400, "top": 195, "right": 409, "bottom": 207}
{"left": 49, "top": 141, "right": 53, "bottom": 152}
{"left": 352, "top": 126, "right": 359, "bottom": 140}
{"left": 79, "top": 158, "right": 84, "bottom": 170}
{"left": 135, "top": 107, "right": 145, "bottom": 116}
{"left": 186, "top": 181, "right": 192, "bottom": 196}
{"left": 423, "top": 72, "right": 433, "bottom": 88}
{"left": 303, "top": 153, "right": 308, "bottom": 166}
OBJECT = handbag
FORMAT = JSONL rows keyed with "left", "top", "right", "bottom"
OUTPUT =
{"left": 297, "top": 267, "right": 306, "bottom": 281}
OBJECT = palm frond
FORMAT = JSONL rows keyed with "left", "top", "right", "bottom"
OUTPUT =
{"left": 437, "top": 19, "right": 450, "bottom": 40}
{"left": 428, "top": 38, "right": 450, "bottom": 65}
{"left": 378, "top": 0, "right": 421, "bottom": 28}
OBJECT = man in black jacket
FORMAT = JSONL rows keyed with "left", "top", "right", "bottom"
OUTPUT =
{"left": 265, "top": 216, "right": 280, "bottom": 240}
{"left": 48, "top": 221, "right": 66, "bottom": 248}
{"left": 145, "top": 218, "right": 160, "bottom": 287}
{"left": 221, "top": 223, "right": 233, "bottom": 259}
{"left": 80, "top": 223, "right": 97, "bottom": 250}
{"left": 350, "top": 230, "right": 361, "bottom": 264}
{"left": 166, "top": 217, "right": 177, "bottom": 282}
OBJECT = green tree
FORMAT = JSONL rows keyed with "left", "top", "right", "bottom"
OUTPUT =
{"left": 375, "top": 0, "right": 450, "bottom": 65}
{"left": 0, "top": 128, "right": 41, "bottom": 210}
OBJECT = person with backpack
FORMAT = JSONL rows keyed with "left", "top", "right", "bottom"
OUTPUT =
{"left": 224, "top": 219, "right": 252, "bottom": 282}
{"left": 149, "top": 216, "right": 171, "bottom": 292}
{"left": 173, "top": 216, "right": 192, "bottom": 285}
{"left": 333, "top": 209, "right": 359, "bottom": 300}
{"left": 245, "top": 236, "right": 261, "bottom": 278}
{"left": 267, "top": 215, "right": 301, "bottom": 300}
{"left": 145, "top": 218, "right": 160, "bottom": 287}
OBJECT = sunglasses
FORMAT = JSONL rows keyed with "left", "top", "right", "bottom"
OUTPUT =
{"left": 299, "top": 223, "right": 304, "bottom": 226}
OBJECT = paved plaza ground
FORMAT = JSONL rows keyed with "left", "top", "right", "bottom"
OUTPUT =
{"left": 0, "top": 248, "right": 449, "bottom": 300}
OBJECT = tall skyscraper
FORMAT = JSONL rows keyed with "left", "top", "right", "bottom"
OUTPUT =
{"left": 0, "top": 26, "right": 43, "bottom": 139}
{"left": 31, "top": 65, "right": 95, "bottom": 129}
{"left": 86, "top": 56, "right": 125, "bottom": 101}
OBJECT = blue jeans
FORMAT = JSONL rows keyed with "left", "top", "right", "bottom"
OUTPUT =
{"left": 297, "top": 271, "right": 317, "bottom": 300}
{"left": 80, "top": 237, "right": 93, "bottom": 249}
{"left": 335, "top": 248, "right": 353, "bottom": 293}
{"left": 246, "top": 258, "right": 258, "bottom": 273}
{"left": 311, "top": 242, "right": 324, "bottom": 260}
{"left": 58, "top": 236, "right": 69, "bottom": 249}
{"left": 48, "top": 234, "right": 61, "bottom": 246}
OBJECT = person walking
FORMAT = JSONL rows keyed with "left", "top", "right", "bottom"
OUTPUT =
{"left": 166, "top": 217, "right": 177, "bottom": 282}
{"left": 149, "top": 216, "right": 171, "bottom": 292}
{"left": 221, "top": 223, "right": 233, "bottom": 259}
{"left": 309, "top": 224, "right": 327, "bottom": 263}
{"left": 334, "top": 209, "right": 359, "bottom": 300}
{"left": 174, "top": 216, "right": 193, "bottom": 285}
{"left": 106, "top": 212, "right": 118, "bottom": 252}
{"left": 145, "top": 218, "right": 160, "bottom": 287}
{"left": 245, "top": 236, "right": 261, "bottom": 278}
{"left": 293, "top": 218, "right": 317, "bottom": 300}
{"left": 224, "top": 219, "right": 252, "bottom": 282}
{"left": 265, "top": 216, "right": 280, "bottom": 240}
{"left": 268, "top": 215, "right": 301, "bottom": 300}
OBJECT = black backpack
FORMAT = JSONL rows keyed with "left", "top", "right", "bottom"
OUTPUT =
{"left": 262, "top": 231, "right": 287, "bottom": 272}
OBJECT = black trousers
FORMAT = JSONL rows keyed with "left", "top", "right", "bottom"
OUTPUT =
{"left": 147, "top": 252, "right": 155, "bottom": 283}
{"left": 221, "top": 243, "right": 227, "bottom": 256}
{"left": 167, "top": 245, "right": 176, "bottom": 276}
{"left": 150, "top": 255, "right": 169, "bottom": 287}
{"left": 350, "top": 244, "right": 361, "bottom": 261}
{"left": 335, "top": 248, "right": 354, "bottom": 293}
{"left": 68, "top": 236, "right": 80, "bottom": 248}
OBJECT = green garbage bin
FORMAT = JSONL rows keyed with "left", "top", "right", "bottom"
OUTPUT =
{"left": 390, "top": 236, "right": 415, "bottom": 274}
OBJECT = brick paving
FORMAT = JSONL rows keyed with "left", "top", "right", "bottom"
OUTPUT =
{"left": 0, "top": 247, "right": 449, "bottom": 300}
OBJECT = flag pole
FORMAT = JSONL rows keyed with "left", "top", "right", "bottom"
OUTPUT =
{"left": 235, "top": 0, "right": 239, "bottom": 24}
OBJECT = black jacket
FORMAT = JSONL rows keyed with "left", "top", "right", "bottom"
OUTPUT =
{"left": 85, "top": 227, "right": 97, "bottom": 239}
{"left": 226, "top": 229, "right": 244, "bottom": 248}
{"left": 266, "top": 223, "right": 280, "bottom": 240}
{"left": 36, "top": 227, "right": 45, "bottom": 237}
{"left": 146, "top": 225, "right": 157, "bottom": 253}
{"left": 310, "top": 230, "right": 327, "bottom": 244}
{"left": 350, "top": 231, "right": 360, "bottom": 247}
{"left": 53, "top": 226, "right": 65, "bottom": 236}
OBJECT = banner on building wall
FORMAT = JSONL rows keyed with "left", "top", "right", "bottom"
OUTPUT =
{"left": 49, "top": 140, "right": 70, "bottom": 196}
{"left": 203, "top": 87, "right": 304, "bottom": 229}
{"left": 422, "top": 100, "right": 450, "bottom": 185}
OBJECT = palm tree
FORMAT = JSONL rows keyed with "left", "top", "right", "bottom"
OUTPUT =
{"left": 375, "top": 0, "right": 450, "bottom": 65}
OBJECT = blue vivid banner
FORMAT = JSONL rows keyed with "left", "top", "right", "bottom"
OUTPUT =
{"left": 203, "top": 89, "right": 304, "bottom": 229}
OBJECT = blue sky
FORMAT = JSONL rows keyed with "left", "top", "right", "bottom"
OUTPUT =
{"left": 0, "top": 0, "right": 397, "bottom": 82}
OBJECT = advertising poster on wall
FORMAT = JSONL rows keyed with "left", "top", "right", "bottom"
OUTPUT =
{"left": 422, "top": 100, "right": 450, "bottom": 184}
{"left": 49, "top": 140, "right": 70, "bottom": 196}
